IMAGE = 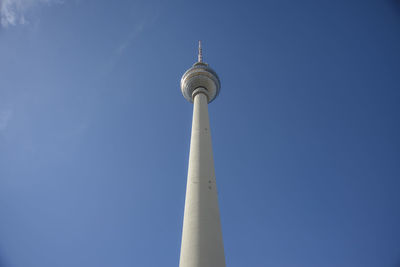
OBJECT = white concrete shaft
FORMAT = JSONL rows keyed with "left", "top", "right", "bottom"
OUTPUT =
{"left": 179, "top": 90, "right": 226, "bottom": 267}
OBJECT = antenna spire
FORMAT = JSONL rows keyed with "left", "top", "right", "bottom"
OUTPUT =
{"left": 198, "top": 40, "right": 203, "bottom": 62}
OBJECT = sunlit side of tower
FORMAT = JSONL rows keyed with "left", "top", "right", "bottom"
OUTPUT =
{"left": 179, "top": 42, "right": 226, "bottom": 267}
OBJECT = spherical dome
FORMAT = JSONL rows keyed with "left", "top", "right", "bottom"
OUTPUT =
{"left": 180, "top": 62, "right": 221, "bottom": 103}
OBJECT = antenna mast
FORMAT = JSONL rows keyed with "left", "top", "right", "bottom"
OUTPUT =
{"left": 198, "top": 40, "right": 203, "bottom": 62}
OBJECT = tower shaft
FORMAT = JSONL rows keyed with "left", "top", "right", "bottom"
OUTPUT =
{"left": 179, "top": 90, "right": 226, "bottom": 267}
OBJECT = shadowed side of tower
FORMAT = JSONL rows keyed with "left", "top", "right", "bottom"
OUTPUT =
{"left": 179, "top": 42, "right": 226, "bottom": 267}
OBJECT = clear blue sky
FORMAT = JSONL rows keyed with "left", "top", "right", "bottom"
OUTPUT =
{"left": 0, "top": 0, "right": 399, "bottom": 266}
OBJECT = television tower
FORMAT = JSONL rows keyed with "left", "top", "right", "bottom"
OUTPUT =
{"left": 179, "top": 41, "right": 226, "bottom": 267}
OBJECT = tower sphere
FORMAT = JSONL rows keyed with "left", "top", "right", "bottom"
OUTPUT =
{"left": 180, "top": 62, "right": 221, "bottom": 103}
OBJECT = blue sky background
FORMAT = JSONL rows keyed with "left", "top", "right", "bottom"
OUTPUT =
{"left": 0, "top": 0, "right": 399, "bottom": 266}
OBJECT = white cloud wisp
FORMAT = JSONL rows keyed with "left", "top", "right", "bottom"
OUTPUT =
{"left": 0, "top": 0, "right": 61, "bottom": 27}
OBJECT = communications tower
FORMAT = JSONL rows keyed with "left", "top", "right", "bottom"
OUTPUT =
{"left": 179, "top": 41, "right": 226, "bottom": 267}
